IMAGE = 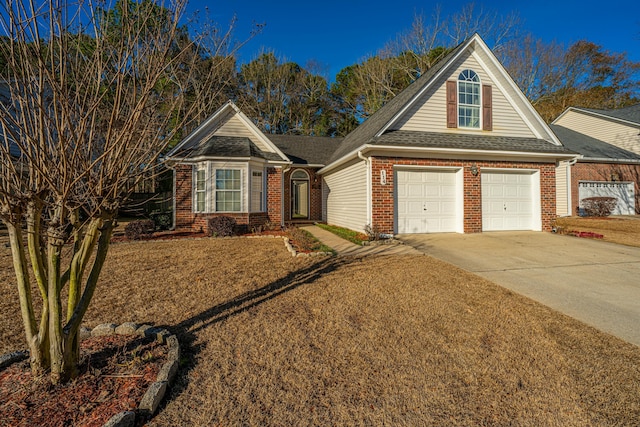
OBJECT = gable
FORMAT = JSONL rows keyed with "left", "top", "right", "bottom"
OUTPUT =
{"left": 554, "top": 109, "right": 640, "bottom": 155}
{"left": 212, "top": 113, "right": 273, "bottom": 153}
{"left": 391, "top": 48, "right": 535, "bottom": 139}
{"left": 167, "top": 101, "right": 288, "bottom": 162}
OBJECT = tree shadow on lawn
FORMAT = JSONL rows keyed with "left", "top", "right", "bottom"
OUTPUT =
{"left": 155, "top": 255, "right": 351, "bottom": 408}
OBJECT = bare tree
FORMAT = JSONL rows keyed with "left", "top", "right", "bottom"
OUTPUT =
{"left": 0, "top": 0, "right": 236, "bottom": 384}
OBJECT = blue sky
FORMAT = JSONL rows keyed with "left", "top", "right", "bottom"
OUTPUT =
{"left": 188, "top": 0, "right": 639, "bottom": 80}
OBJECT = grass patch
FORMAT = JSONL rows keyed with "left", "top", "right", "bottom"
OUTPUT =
{"left": 286, "top": 227, "right": 335, "bottom": 254}
{"left": 315, "top": 223, "right": 368, "bottom": 245}
{"left": 555, "top": 216, "right": 640, "bottom": 247}
{"left": 1, "top": 237, "right": 640, "bottom": 425}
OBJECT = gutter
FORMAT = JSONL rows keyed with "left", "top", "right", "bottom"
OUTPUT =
{"left": 575, "top": 157, "right": 640, "bottom": 164}
{"left": 319, "top": 144, "right": 578, "bottom": 175}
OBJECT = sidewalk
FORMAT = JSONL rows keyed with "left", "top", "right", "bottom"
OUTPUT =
{"left": 301, "top": 225, "right": 423, "bottom": 256}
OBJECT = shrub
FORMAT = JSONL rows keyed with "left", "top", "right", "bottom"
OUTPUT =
{"left": 124, "top": 219, "right": 155, "bottom": 240}
{"left": 207, "top": 216, "right": 236, "bottom": 237}
{"left": 364, "top": 224, "right": 383, "bottom": 241}
{"left": 150, "top": 212, "right": 172, "bottom": 231}
{"left": 580, "top": 197, "right": 617, "bottom": 217}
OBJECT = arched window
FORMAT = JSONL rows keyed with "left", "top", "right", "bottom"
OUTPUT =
{"left": 458, "top": 69, "right": 480, "bottom": 128}
{"left": 291, "top": 169, "right": 309, "bottom": 180}
{"left": 290, "top": 169, "right": 310, "bottom": 219}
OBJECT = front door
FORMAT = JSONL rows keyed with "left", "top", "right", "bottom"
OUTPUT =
{"left": 292, "top": 180, "right": 309, "bottom": 219}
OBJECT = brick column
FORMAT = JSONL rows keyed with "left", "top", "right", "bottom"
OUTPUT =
{"left": 267, "top": 167, "right": 282, "bottom": 225}
{"left": 174, "top": 164, "right": 194, "bottom": 230}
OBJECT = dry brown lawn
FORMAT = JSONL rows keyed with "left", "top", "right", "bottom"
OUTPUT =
{"left": 1, "top": 236, "right": 640, "bottom": 425}
{"left": 555, "top": 216, "right": 640, "bottom": 247}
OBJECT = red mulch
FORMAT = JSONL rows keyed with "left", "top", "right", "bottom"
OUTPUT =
{"left": 0, "top": 334, "right": 166, "bottom": 427}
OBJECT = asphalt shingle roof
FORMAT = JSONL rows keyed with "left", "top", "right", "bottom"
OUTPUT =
{"left": 327, "top": 42, "right": 469, "bottom": 164}
{"left": 374, "top": 130, "right": 576, "bottom": 154}
{"left": 172, "top": 135, "right": 283, "bottom": 161}
{"left": 269, "top": 134, "right": 343, "bottom": 165}
{"left": 550, "top": 125, "right": 640, "bottom": 160}
{"left": 580, "top": 104, "right": 640, "bottom": 126}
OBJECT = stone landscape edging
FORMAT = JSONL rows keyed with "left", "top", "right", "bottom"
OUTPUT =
{"left": 0, "top": 322, "right": 181, "bottom": 427}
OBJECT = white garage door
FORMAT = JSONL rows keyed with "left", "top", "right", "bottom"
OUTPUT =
{"left": 578, "top": 181, "right": 635, "bottom": 215}
{"left": 396, "top": 170, "right": 459, "bottom": 233}
{"left": 482, "top": 171, "right": 535, "bottom": 231}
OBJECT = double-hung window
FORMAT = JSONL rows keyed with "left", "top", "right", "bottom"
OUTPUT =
{"left": 194, "top": 167, "right": 206, "bottom": 212}
{"left": 215, "top": 169, "right": 242, "bottom": 212}
{"left": 251, "top": 170, "right": 264, "bottom": 212}
{"left": 458, "top": 69, "right": 480, "bottom": 129}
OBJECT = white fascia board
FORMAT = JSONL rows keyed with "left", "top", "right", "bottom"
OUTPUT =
{"left": 469, "top": 37, "right": 562, "bottom": 145}
{"left": 376, "top": 39, "right": 475, "bottom": 138}
{"left": 166, "top": 100, "right": 235, "bottom": 158}
{"left": 318, "top": 143, "right": 576, "bottom": 175}
{"left": 551, "top": 107, "right": 576, "bottom": 124}
{"left": 578, "top": 157, "right": 640, "bottom": 164}
{"left": 365, "top": 144, "right": 577, "bottom": 161}
{"left": 290, "top": 163, "right": 325, "bottom": 168}
{"left": 164, "top": 155, "right": 291, "bottom": 165}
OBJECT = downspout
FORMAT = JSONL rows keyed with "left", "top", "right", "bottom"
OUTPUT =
{"left": 357, "top": 151, "right": 372, "bottom": 228}
{"left": 566, "top": 158, "right": 578, "bottom": 216}
{"left": 281, "top": 166, "right": 291, "bottom": 228}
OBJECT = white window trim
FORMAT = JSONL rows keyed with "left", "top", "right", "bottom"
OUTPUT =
{"left": 193, "top": 162, "right": 248, "bottom": 214}
{"left": 251, "top": 169, "right": 265, "bottom": 212}
{"left": 194, "top": 165, "right": 207, "bottom": 213}
{"left": 458, "top": 69, "right": 481, "bottom": 130}
{"left": 214, "top": 168, "right": 243, "bottom": 213}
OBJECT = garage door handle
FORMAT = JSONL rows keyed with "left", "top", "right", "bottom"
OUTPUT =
{"left": 504, "top": 204, "right": 507, "bottom": 211}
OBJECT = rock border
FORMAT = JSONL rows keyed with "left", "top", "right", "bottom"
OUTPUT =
{"left": 0, "top": 322, "right": 181, "bottom": 427}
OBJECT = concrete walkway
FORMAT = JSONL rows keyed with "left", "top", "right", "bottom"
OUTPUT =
{"left": 301, "top": 226, "right": 423, "bottom": 256}
{"left": 399, "top": 232, "right": 640, "bottom": 347}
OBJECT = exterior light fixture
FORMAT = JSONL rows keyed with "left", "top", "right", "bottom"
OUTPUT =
{"left": 470, "top": 163, "right": 479, "bottom": 176}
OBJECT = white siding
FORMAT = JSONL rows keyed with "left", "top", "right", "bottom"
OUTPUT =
{"left": 555, "top": 161, "right": 570, "bottom": 216}
{"left": 555, "top": 111, "right": 640, "bottom": 155}
{"left": 393, "top": 52, "right": 536, "bottom": 138}
{"left": 213, "top": 114, "right": 273, "bottom": 152}
{"left": 322, "top": 161, "right": 368, "bottom": 232}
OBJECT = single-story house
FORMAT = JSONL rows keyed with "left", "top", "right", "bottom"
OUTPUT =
{"left": 166, "top": 33, "right": 576, "bottom": 235}
{"left": 551, "top": 124, "right": 640, "bottom": 216}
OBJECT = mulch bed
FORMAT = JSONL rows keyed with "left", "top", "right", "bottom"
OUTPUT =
{"left": 0, "top": 334, "right": 166, "bottom": 427}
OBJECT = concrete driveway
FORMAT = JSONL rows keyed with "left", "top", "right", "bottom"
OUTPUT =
{"left": 398, "top": 232, "right": 640, "bottom": 347}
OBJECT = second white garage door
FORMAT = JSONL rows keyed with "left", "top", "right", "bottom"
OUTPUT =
{"left": 482, "top": 171, "right": 538, "bottom": 231}
{"left": 396, "top": 169, "right": 460, "bottom": 233}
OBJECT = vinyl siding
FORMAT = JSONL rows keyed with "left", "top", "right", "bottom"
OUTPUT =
{"left": 213, "top": 114, "right": 273, "bottom": 152}
{"left": 393, "top": 52, "right": 536, "bottom": 139}
{"left": 322, "top": 160, "right": 368, "bottom": 232}
{"left": 554, "top": 111, "right": 640, "bottom": 155}
{"left": 555, "top": 161, "right": 570, "bottom": 216}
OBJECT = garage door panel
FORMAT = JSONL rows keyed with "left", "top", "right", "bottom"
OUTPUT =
{"left": 578, "top": 182, "right": 634, "bottom": 215}
{"left": 482, "top": 171, "right": 535, "bottom": 231}
{"left": 397, "top": 170, "right": 459, "bottom": 234}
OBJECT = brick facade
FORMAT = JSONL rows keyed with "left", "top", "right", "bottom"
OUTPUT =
{"left": 174, "top": 164, "right": 283, "bottom": 233}
{"left": 370, "top": 157, "right": 557, "bottom": 234}
{"left": 570, "top": 162, "right": 640, "bottom": 215}
{"left": 283, "top": 167, "right": 323, "bottom": 222}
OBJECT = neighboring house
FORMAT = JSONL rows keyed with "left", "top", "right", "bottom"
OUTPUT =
{"left": 552, "top": 105, "right": 640, "bottom": 216}
{"left": 166, "top": 34, "right": 575, "bottom": 235}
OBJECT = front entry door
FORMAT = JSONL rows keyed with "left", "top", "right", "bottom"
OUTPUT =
{"left": 292, "top": 180, "right": 309, "bottom": 219}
